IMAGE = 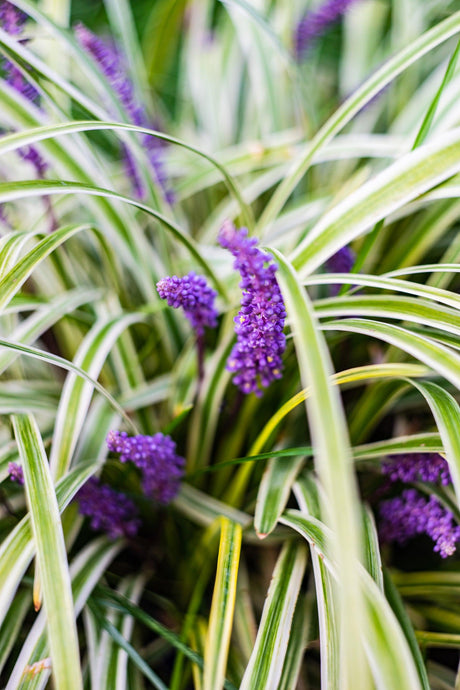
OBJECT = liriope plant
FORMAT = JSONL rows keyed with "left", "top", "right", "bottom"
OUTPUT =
{"left": 1, "top": 0, "right": 460, "bottom": 688}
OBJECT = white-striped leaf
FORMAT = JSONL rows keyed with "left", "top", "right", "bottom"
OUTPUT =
{"left": 279, "top": 510, "right": 422, "bottom": 690}
{"left": 0, "top": 461, "right": 98, "bottom": 628}
{"left": 239, "top": 541, "right": 307, "bottom": 690}
{"left": 322, "top": 318, "right": 460, "bottom": 390}
{"left": 12, "top": 413, "right": 83, "bottom": 690}
{"left": 273, "top": 248, "right": 369, "bottom": 688}
{"left": 203, "top": 518, "right": 242, "bottom": 690}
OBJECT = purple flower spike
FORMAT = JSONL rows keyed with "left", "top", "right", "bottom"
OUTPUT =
{"left": 106, "top": 430, "right": 185, "bottom": 504}
{"left": 75, "top": 23, "right": 172, "bottom": 202}
{"left": 382, "top": 453, "right": 451, "bottom": 486}
{"left": 157, "top": 272, "right": 218, "bottom": 336}
{"left": 77, "top": 477, "right": 140, "bottom": 539}
{"left": 295, "top": 0, "right": 362, "bottom": 60}
{"left": 75, "top": 23, "right": 139, "bottom": 123}
{"left": 218, "top": 221, "right": 286, "bottom": 396}
{"left": 8, "top": 462, "right": 24, "bottom": 485}
{"left": 379, "top": 489, "right": 460, "bottom": 558}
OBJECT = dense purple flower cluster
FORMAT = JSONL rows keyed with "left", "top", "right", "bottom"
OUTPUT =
{"left": 106, "top": 430, "right": 185, "bottom": 503}
{"left": 76, "top": 477, "right": 140, "bottom": 539}
{"left": 295, "top": 0, "right": 361, "bottom": 60}
{"left": 380, "top": 489, "right": 460, "bottom": 558}
{"left": 218, "top": 221, "right": 286, "bottom": 395}
{"left": 8, "top": 461, "right": 24, "bottom": 485}
{"left": 382, "top": 453, "right": 451, "bottom": 486}
{"left": 75, "top": 23, "right": 172, "bottom": 202}
{"left": 157, "top": 272, "right": 218, "bottom": 336}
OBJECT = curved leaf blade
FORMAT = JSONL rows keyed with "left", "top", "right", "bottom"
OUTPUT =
{"left": 280, "top": 510, "right": 422, "bottom": 690}
{"left": 203, "top": 518, "right": 242, "bottom": 690}
{"left": 12, "top": 414, "right": 82, "bottom": 690}
{"left": 292, "top": 128, "right": 460, "bottom": 276}
{"left": 272, "top": 248, "right": 369, "bottom": 688}
{"left": 239, "top": 541, "right": 307, "bottom": 690}
{"left": 322, "top": 318, "right": 460, "bottom": 389}
{"left": 257, "top": 10, "right": 460, "bottom": 231}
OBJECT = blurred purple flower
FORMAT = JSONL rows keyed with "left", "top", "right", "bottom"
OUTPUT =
{"left": 380, "top": 489, "right": 460, "bottom": 558}
{"left": 382, "top": 453, "right": 451, "bottom": 486}
{"left": 0, "top": 2, "right": 48, "bottom": 182}
{"left": 106, "top": 430, "right": 185, "bottom": 504}
{"left": 295, "top": 0, "right": 362, "bottom": 60}
{"left": 0, "top": 1, "right": 27, "bottom": 34}
{"left": 325, "top": 245, "right": 355, "bottom": 296}
{"left": 157, "top": 272, "right": 218, "bottom": 336}
{"left": 2, "top": 59, "right": 40, "bottom": 105}
{"left": 77, "top": 477, "right": 140, "bottom": 539}
{"left": 18, "top": 144, "right": 48, "bottom": 177}
{"left": 75, "top": 22, "right": 172, "bottom": 202}
{"left": 218, "top": 221, "right": 286, "bottom": 396}
{"left": 326, "top": 245, "right": 354, "bottom": 273}
{"left": 8, "top": 461, "right": 24, "bottom": 485}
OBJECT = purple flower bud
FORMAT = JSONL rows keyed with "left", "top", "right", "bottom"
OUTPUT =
{"left": 379, "top": 489, "right": 460, "bottom": 558}
{"left": 157, "top": 272, "right": 218, "bottom": 336}
{"left": 295, "top": 0, "right": 362, "bottom": 60}
{"left": 75, "top": 23, "right": 173, "bottom": 202}
{"left": 77, "top": 477, "right": 140, "bottom": 539}
{"left": 382, "top": 453, "right": 451, "bottom": 486}
{"left": 106, "top": 430, "right": 185, "bottom": 504}
{"left": 8, "top": 461, "right": 24, "bottom": 485}
{"left": 218, "top": 221, "right": 286, "bottom": 396}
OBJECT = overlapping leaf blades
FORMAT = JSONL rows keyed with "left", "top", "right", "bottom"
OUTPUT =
{"left": 1, "top": 0, "right": 460, "bottom": 687}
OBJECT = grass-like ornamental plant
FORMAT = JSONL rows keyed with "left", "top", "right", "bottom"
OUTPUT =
{"left": 1, "top": 0, "right": 460, "bottom": 687}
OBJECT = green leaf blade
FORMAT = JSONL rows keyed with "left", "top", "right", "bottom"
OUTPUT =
{"left": 203, "top": 518, "right": 242, "bottom": 690}
{"left": 12, "top": 414, "right": 83, "bottom": 690}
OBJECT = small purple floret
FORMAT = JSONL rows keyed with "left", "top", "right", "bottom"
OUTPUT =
{"left": 379, "top": 489, "right": 460, "bottom": 558}
{"left": 157, "top": 272, "right": 218, "bottom": 336}
{"left": 8, "top": 462, "right": 24, "bottom": 485}
{"left": 295, "top": 0, "right": 362, "bottom": 60}
{"left": 77, "top": 477, "right": 140, "bottom": 539}
{"left": 106, "top": 430, "right": 185, "bottom": 504}
{"left": 218, "top": 221, "right": 286, "bottom": 396}
{"left": 382, "top": 453, "right": 451, "bottom": 486}
{"left": 75, "top": 23, "right": 172, "bottom": 202}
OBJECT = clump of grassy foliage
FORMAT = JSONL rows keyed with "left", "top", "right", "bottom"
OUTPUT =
{"left": 1, "top": 1, "right": 460, "bottom": 688}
